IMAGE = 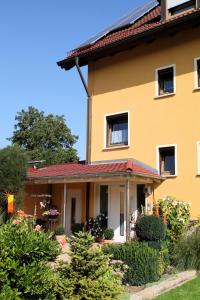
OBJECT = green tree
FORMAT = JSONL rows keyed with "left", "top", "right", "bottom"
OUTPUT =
{"left": 58, "top": 231, "right": 122, "bottom": 299}
{"left": 0, "top": 145, "right": 27, "bottom": 220}
{"left": 9, "top": 106, "right": 79, "bottom": 166}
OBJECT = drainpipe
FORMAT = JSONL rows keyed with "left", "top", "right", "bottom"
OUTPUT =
{"left": 75, "top": 57, "right": 91, "bottom": 165}
{"left": 75, "top": 57, "right": 91, "bottom": 222}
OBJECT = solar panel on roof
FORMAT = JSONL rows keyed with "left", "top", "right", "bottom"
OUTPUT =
{"left": 79, "top": 0, "right": 159, "bottom": 48}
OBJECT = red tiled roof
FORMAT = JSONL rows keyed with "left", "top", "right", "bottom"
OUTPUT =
{"left": 27, "top": 159, "right": 160, "bottom": 180}
{"left": 57, "top": 5, "right": 200, "bottom": 70}
{"left": 68, "top": 6, "right": 161, "bottom": 59}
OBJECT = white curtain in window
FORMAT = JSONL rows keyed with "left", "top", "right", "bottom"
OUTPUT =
{"left": 111, "top": 123, "right": 128, "bottom": 144}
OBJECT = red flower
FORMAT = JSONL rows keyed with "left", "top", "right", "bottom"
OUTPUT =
{"left": 156, "top": 206, "right": 159, "bottom": 218}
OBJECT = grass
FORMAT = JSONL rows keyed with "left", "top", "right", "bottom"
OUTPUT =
{"left": 155, "top": 276, "right": 200, "bottom": 299}
{"left": 119, "top": 293, "right": 130, "bottom": 300}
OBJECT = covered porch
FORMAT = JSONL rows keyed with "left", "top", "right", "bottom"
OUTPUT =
{"left": 25, "top": 159, "right": 163, "bottom": 242}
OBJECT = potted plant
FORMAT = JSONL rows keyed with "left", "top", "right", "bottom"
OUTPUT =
{"left": 71, "top": 223, "right": 84, "bottom": 234}
{"left": 87, "top": 214, "right": 106, "bottom": 243}
{"left": 43, "top": 208, "right": 60, "bottom": 220}
{"left": 103, "top": 228, "right": 114, "bottom": 245}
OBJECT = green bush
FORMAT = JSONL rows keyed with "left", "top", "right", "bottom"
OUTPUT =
{"left": 0, "top": 212, "right": 64, "bottom": 299}
{"left": 146, "top": 241, "right": 169, "bottom": 272}
{"left": 104, "top": 228, "right": 114, "bottom": 240}
{"left": 103, "top": 242, "right": 161, "bottom": 286}
{"left": 55, "top": 225, "right": 65, "bottom": 235}
{"left": 136, "top": 215, "right": 166, "bottom": 241}
{"left": 58, "top": 231, "right": 122, "bottom": 299}
{"left": 173, "top": 229, "right": 200, "bottom": 271}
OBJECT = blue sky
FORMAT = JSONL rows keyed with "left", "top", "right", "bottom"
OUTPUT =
{"left": 1, "top": 0, "right": 147, "bottom": 160}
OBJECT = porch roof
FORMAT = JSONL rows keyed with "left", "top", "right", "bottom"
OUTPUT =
{"left": 27, "top": 159, "right": 163, "bottom": 184}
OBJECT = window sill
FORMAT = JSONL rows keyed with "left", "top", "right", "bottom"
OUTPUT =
{"left": 161, "top": 174, "right": 177, "bottom": 178}
{"left": 193, "top": 87, "right": 200, "bottom": 92}
{"left": 154, "top": 93, "right": 175, "bottom": 100}
{"left": 103, "top": 145, "right": 130, "bottom": 151}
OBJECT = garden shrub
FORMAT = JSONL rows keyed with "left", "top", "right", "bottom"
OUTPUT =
{"left": 157, "top": 196, "right": 190, "bottom": 246}
{"left": 0, "top": 211, "right": 67, "bottom": 299}
{"left": 173, "top": 229, "right": 200, "bottom": 271}
{"left": 136, "top": 215, "right": 166, "bottom": 241}
{"left": 58, "top": 231, "right": 122, "bottom": 299}
{"left": 103, "top": 242, "right": 161, "bottom": 286}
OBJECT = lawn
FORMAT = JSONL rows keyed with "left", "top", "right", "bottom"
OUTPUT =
{"left": 119, "top": 293, "right": 130, "bottom": 300}
{"left": 155, "top": 276, "right": 200, "bottom": 300}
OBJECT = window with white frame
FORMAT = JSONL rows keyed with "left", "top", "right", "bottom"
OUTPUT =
{"left": 157, "top": 146, "right": 176, "bottom": 176}
{"left": 106, "top": 113, "right": 128, "bottom": 147}
{"left": 156, "top": 65, "right": 175, "bottom": 96}
{"left": 197, "top": 142, "right": 200, "bottom": 175}
{"left": 194, "top": 58, "right": 200, "bottom": 89}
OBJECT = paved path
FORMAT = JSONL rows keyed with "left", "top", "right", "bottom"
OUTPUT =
{"left": 130, "top": 270, "right": 197, "bottom": 300}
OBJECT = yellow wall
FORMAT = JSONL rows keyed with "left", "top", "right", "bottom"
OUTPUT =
{"left": 88, "top": 26, "right": 200, "bottom": 218}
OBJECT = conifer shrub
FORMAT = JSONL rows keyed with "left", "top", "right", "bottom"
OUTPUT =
{"left": 103, "top": 242, "right": 161, "bottom": 286}
{"left": 136, "top": 215, "right": 166, "bottom": 242}
{"left": 58, "top": 231, "right": 122, "bottom": 299}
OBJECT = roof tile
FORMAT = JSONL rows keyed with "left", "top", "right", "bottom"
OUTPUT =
{"left": 27, "top": 159, "right": 159, "bottom": 180}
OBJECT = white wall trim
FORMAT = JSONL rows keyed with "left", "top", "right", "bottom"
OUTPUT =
{"left": 156, "top": 144, "right": 178, "bottom": 177}
{"left": 197, "top": 141, "right": 200, "bottom": 175}
{"left": 194, "top": 57, "right": 200, "bottom": 89}
{"left": 155, "top": 64, "right": 176, "bottom": 98}
{"left": 103, "top": 110, "right": 130, "bottom": 149}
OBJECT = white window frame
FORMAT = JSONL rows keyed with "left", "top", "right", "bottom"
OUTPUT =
{"left": 104, "top": 111, "right": 130, "bottom": 149}
{"left": 197, "top": 141, "right": 200, "bottom": 175}
{"left": 155, "top": 64, "right": 176, "bottom": 98}
{"left": 156, "top": 144, "right": 178, "bottom": 177}
{"left": 194, "top": 57, "right": 200, "bottom": 90}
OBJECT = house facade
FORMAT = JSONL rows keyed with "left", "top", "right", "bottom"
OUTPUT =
{"left": 25, "top": 0, "right": 200, "bottom": 242}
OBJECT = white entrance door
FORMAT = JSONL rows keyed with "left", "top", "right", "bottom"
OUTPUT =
{"left": 65, "top": 189, "right": 82, "bottom": 235}
{"left": 97, "top": 184, "right": 126, "bottom": 243}
{"left": 109, "top": 185, "right": 126, "bottom": 243}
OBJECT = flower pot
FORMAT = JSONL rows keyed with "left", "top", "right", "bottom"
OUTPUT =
{"left": 95, "top": 237, "right": 104, "bottom": 243}
{"left": 103, "top": 239, "right": 114, "bottom": 245}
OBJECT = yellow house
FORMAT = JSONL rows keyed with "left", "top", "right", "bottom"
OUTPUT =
{"left": 25, "top": 0, "right": 200, "bottom": 242}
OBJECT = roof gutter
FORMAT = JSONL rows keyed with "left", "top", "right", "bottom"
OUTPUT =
{"left": 75, "top": 57, "right": 91, "bottom": 164}
{"left": 27, "top": 171, "right": 164, "bottom": 183}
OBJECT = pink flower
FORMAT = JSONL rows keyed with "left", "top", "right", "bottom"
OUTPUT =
{"left": 59, "top": 238, "right": 66, "bottom": 247}
{"left": 34, "top": 225, "right": 42, "bottom": 232}
{"left": 13, "top": 219, "right": 20, "bottom": 225}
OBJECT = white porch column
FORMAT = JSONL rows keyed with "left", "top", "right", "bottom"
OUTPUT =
{"left": 126, "top": 178, "right": 131, "bottom": 241}
{"left": 63, "top": 183, "right": 67, "bottom": 232}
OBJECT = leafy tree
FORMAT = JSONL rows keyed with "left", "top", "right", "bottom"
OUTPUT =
{"left": 0, "top": 145, "right": 27, "bottom": 219}
{"left": 9, "top": 106, "right": 79, "bottom": 166}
